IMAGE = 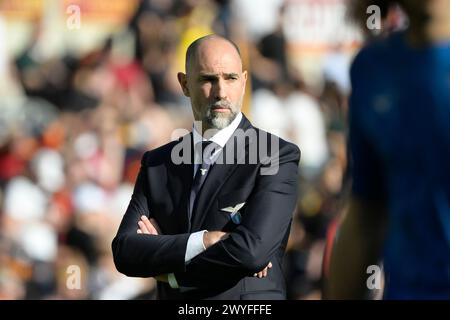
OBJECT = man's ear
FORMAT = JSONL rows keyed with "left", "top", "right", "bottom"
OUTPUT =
{"left": 242, "top": 70, "right": 248, "bottom": 92}
{"left": 177, "top": 72, "right": 190, "bottom": 97}
{"left": 242, "top": 70, "right": 248, "bottom": 82}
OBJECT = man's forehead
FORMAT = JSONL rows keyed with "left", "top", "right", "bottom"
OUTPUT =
{"left": 187, "top": 37, "right": 242, "bottom": 73}
{"left": 195, "top": 51, "right": 242, "bottom": 71}
{"left": 193, "top": 55, "right": 241, "bottom": 75}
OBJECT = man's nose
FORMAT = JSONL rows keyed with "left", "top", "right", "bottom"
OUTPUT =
{"left": 213, "top": 78, "right": 227, "bottom": 100}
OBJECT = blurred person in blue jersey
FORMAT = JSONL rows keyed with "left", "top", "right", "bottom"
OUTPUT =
{"left": 327, "top": 0, "right": 450, "bottom": 299}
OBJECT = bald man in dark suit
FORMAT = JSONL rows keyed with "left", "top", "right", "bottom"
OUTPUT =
{"left": 112, "top": 35, "right": 300, "bottom": 300}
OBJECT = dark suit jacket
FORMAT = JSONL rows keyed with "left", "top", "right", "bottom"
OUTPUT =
{"left": 112, "top": 115, "right": 300, "bottom": 299}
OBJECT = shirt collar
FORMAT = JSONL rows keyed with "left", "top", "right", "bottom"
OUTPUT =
{"left": 192, "top": 112, "right": 242, "bottom": 148}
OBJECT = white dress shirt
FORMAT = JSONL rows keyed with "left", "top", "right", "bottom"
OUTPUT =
{"left": 168, "top": 112, "right": 243, "bottom": 288}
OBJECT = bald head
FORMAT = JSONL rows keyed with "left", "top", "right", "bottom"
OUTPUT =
{"left": 185, "top": 35, "right": 242, "bottom": 73}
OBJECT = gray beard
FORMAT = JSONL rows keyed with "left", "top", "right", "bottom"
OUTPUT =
{"left": 205, "top": 109, "right": 238, "bottom": 129}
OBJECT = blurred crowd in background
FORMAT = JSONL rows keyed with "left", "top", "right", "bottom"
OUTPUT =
{"left": 0, "top": 0, "right": 404, "bottom": 299}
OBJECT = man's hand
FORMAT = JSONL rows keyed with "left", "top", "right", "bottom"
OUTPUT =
{"left": 203, "top": 231, "right": 229, "bottom": 249}
{"left": 137, "top": 215, "right": 161, "bottom": 235}
{"left": 254, "top": 262, "right": 272, "bottom": 278}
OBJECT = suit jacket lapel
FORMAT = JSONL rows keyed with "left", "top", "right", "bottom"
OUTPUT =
{"left": 190, "top": 115, "right": 253, "bottom": 231}
{"left": 167, "top": 133, "right": 193, "bottom": 233}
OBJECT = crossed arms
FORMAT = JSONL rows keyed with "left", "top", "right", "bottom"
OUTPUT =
{"left": 136, "top": 215, "right": 272, "bottom": 283}
{"left": 111, "top": 143, "right": 300, "bottom": 289}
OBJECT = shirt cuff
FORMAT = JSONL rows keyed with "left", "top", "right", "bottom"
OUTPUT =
{"left": 185, "top": 230, "right": 207, "bottom": 263}
{"left": 167, "top": 273, "right": 179, "bottom": 289}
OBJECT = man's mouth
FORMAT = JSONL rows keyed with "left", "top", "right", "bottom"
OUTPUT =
{"left": 212, "top": 107, "right": 230, "bottom": 112}
{"left": 211, "top": 104, "right": 231, "bottom": 113}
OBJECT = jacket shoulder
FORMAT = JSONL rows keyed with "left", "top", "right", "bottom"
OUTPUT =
{"left": 141, "top": 134, "right": 190, "bottom": 166}
{"left": 251, "top": 126, "right": 301, "bottom": 164}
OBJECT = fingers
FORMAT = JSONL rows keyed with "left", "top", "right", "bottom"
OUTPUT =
{"left": 138, "top": 220, "right": 150, "bottom": 234}
{"left": 262, "top": 267, "right": 268, "bottom": 278}
{"left": 149, "top": 218, "right": 161, "bottom": 235}
{"left": 143, "top": 216, "right": 158, "bottom": 234}
{"left": 137, "top": 215, "right": 158, "bottom": 235}
{"left": 253, "top": 262, "right": 272, "bottom": 278}
{"left": 253, "top": 267, "right": 266, "bottom": 278}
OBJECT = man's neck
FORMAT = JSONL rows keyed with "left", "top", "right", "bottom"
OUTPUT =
{"left": 193, "top": 114, "right": 241, "bottom": 139}
{"left": 201, "top": 123, "right": 217, "bottom": 139}
{"left": 192, "top": 112, "right": 243, "bottom": 148}
{"left": 193, "top": 122, "right": 219, "bottom": 139}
